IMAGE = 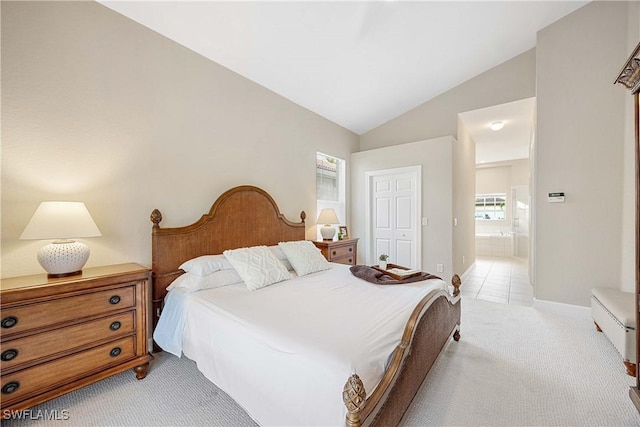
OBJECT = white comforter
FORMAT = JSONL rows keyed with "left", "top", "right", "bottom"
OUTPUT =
{"left": 154, "top": 263, "right": 448, "bottom": 426}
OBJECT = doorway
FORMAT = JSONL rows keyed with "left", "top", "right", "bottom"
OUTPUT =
{"left": 459, "top": 97, "right": 535, "bottom": 285}
{"left": 365, "top": 166, "right": 421, "bottom": 269}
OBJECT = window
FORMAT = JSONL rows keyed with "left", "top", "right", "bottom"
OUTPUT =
{"left": 316, "top": 152, "right": 345, "bottom": 239}
{"left": 475, "top": 193, "right": 506, "bottom": 220}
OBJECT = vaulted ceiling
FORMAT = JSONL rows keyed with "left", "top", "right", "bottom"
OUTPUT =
{"left": 99, "top": 1, "right": 587, "bottom": 162}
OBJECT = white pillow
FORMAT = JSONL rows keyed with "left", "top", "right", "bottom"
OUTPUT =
{"left": 179, "top": 255, "right": 233, "bottom": 277}
{"left": 269, "top": 245, "right": 294, "bottom": 271}
{"left": 166, "top": 270, "right": 243, "bottom": 292}
{"left": 278, "top": 240, "right": 331, "bottom": 276}
{"left": 223, "top": 246, "right": 292, "bottom": 291}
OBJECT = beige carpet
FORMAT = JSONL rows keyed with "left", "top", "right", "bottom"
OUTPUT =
{"left": 4, "top": 296, "right": 640, "bottom": 426}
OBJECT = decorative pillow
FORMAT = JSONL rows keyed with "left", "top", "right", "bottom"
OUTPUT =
{"left": 179, "top": 255, "right": 233, "bottom": 277}
{"left": 278, "top": 240, "right": 331, "bottom": 276}
{"left": 223, "top": 246, "right": 292, "bottom": 291}
{"left": 166, "top": 270, "right": 243, "bottom": 292}
{"left": 269, "top": 245, "right": 294, "bottom": 271}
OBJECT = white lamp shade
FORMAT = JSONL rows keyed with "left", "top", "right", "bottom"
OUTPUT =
{"left": 20, "top": 202, "right": 101, "bottom": 277}
{"left": 316, "top": 208, "right": 339, "bottom": 225}
{"left": 20, "top": 202, "right": 101, "bottom": 240}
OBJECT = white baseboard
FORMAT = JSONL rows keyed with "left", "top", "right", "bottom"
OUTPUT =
{"left": 533, "top": 298, "right": 590, "bottom": 318}
{"left": 460, "top": 261, "right": 476, "bottom": 281}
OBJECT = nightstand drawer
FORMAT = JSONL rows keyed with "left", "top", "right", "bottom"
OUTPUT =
{"left": 1, "top": 285, "right": 135, "bottom": 336}
{"left": 312, "top": 238, "right": 358, "bottom": 266}
{"left": 1, "top": 311, "right": 135, "bottom": 371}
{"left": 332, "top": 255, "right": 355, "bottom": 265}
{"left": 0, "top": 336, "right": 136, "bottom": 406}
{"left": 329, "top": 245, "right": 355, "bottom": 260}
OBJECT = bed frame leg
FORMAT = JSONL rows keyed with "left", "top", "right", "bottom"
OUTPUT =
{"left": 453, "top": 329, "right": 461, "bottom": 341}
{"left": 625, "top": 361, "right": 637, "bottom": 377}
{"left": 343, "top": 374, "right": 366, "bottom": 427}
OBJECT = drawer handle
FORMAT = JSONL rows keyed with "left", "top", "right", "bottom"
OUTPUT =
{"left": 110, "top": 347, "right": 122, "bottom": 357}
{"left": 1, "top": 349, "right": 18, "bottom": 362}
{"left": 348, "top": 259, "right": 353, "bottom": 264}
{"left": 2, "top": 381, "right": 20, "bottom": 395}
{"left": 332, "top": 251, "right": 337, "bottom": 256}
{"left": 1, "top": 316, "right": 18, "bottom": 329}
{"left": 110, "top": 321, "right": 121, "bottom": 331}
{"left": 349, "top": 248, "right": 353, "bottom": 252}
{"left": 109, "top": 295, "right": 121, "bottom": 305}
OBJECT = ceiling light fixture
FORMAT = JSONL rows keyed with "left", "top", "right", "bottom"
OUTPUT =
{"left": 490, "top": 121, "right": 504, "bottom": 131}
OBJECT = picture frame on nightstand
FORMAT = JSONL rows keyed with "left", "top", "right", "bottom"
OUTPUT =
{"left": 338, "top": 226, "right": 348, "bottom": 239}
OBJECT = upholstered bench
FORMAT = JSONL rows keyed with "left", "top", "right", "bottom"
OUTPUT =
{"left": 591, "top": 287, "right": 636, "bottom": 376}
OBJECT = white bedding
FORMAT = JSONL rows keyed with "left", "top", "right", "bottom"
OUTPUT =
{"left": 154, "top": 263, "right": 448, "bottom": 426}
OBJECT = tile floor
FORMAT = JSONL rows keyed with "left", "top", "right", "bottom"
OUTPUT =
{"left": 461, "top": 256, "right": 533, "bottom": 306}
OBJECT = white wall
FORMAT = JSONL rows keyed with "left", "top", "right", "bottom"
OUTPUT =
{"left": 535, "top": 1, "right": 630, "bottom": 306}
{"left": 1, "top": 2, "right": 359, "bottom": 278}
{"left": 351, "top": 137, "right": 454, "bottom": 278}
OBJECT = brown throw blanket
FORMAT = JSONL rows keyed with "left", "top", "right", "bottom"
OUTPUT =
{"left": 349, "top": 265, "right": 441, "bottom": 285}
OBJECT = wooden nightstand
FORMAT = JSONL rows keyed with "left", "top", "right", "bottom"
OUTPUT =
{"left": 313, "top": 238, "right": 359, "bottom": 265}
{"left": 0, "top": 263, "right": 153, "bottom": 413}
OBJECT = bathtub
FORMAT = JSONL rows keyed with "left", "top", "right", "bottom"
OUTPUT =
{"left": 475, "top": 233, "right": 513, "bottom": 257}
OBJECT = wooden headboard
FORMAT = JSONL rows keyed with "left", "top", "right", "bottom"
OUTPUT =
{"left": 149, "top": 185, "right": 306, "bottom": 329}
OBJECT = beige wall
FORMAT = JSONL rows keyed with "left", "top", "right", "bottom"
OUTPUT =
{"left": 453, "top": 119, "right": 476, "bottom": 276}
{"left": 356, "top": 42, "right": 536, "bottom": 281}
{"left": 359, "top": 49, "right": 536, "bottom": 151}
{"left": 1, "top": 1, "right": 359, "bottom": 278}
{"left": 351, "top": 137, "right": 454, "bottom": 278}
{"left": 620, "top": 1, "right": 640, "bottom": 293}
{"left": 535, "top": 0, "right": 630, "bottom": 306}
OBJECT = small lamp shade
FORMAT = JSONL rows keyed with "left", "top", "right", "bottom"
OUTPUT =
{"left": 20, "top": 202, "right": 102, "bottom": 277}
{"left": 317, "top": 208, "right": 340, "bottom": 241}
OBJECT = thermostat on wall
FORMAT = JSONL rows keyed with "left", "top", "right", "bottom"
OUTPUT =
{"left": 548, "top": 192, "right": 565, "bottom": 203}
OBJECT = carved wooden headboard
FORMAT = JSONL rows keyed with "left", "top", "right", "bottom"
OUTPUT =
{"left": 149, "top": 185, "right": 306, "bottom": 329}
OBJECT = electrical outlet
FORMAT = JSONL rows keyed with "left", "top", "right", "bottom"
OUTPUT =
{"left": 437, "top": 263, "right": 444, "bottom": 273}
{"left": 422, "top": 217, "right": 429, "bottom": 226}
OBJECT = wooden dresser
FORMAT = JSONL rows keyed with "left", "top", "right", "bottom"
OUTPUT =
{"left": 0, "top": 263, "right": 153, "bottom": 413}
{"left": 313, "top": 238, "right": 358, "bottom": 265}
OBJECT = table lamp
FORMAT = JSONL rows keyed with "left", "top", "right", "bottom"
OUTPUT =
{"left": 317, "top": 208, "right": 340, "bottom": 241}
{"left": 20, "top": 201, "right": 102, "bottom": 278}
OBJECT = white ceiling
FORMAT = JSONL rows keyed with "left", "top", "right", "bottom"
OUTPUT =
{"left": 99, "top": 0, "right": 586, "bottom": 136}
{"left": 459, "top": 97, "right": 536, "bottom": 164}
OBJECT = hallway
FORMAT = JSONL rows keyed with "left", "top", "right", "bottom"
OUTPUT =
{"left": 461, "top": 256, "right": 533, "bottom": 306}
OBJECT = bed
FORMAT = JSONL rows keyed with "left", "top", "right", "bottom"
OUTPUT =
{"left": 149, "top": 185, "right": 462, "bottom": 426}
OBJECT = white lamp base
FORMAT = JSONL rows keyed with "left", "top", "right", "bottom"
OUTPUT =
{"left": 37, "top": 240, "right": 90, "bottom": 278}
{"left": 320, "top": 225, "right": 336, "bottom": 241}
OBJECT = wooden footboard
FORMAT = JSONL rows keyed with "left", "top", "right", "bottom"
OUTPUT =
{"left": 343, "top": 274, "right": 462, "bottom": 427}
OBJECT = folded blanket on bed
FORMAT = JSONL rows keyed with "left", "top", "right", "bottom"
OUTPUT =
{"left": 350, "top": 265, "right": 441, "bottom": 285}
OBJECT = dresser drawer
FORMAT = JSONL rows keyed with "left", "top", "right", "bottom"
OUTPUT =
{"left": 1, "top": 336, "right": 136, "bottom": 405}
{"left": 1, "top": 285, "right": 136, "bottom": 336}
{"left": 1, "top": 311, "right": 135, "bottom": 371}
